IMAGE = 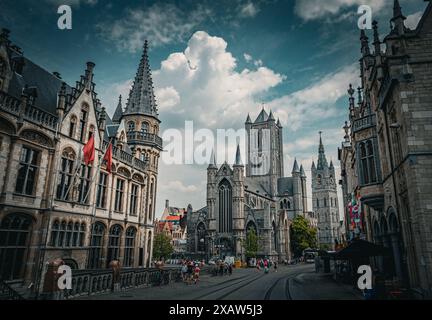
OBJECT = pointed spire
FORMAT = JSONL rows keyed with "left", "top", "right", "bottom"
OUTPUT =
{"left": 112, "top": 95, "right": 123, "bottom": 124}
{"left": 245, "top": 113, "right": 252, "bottom": 124}
{"left": 125, "top": 40, "right": 158, "bottom": 118}
{"left": 330, "top": 160, "right": 334, "bottom": 169}
{"left": 277, "top": 118, "right": 282, "bottom": 128}
{"left": 392, "top": 0, "right": 405, "bottom": 21}
{"left": 360, "top": 29, "right": 371, "bottom": 56}
{"left": 391, "top": 0, "right": 406, "bottom": 34}
{"left": 268, "top": 110, "right": 275, "bottom": 121}
{"left": 372, "top": 20, "right": 381, "bottom": 55}
{"left": 292, "top": 158, "right": 300, "bottom": 174}
{"left": 234, "top": 143, "right": 243, "bottom": 166}
{"left": 255, "top": 105, "right": 269, "bottom": 123}
{"left": 317, "top": 131, "right": 328, "bottom": 170}
{"left": 208, "top": 149, "right": 217, "bottom": 169}
{"left": 300, "top": 164, "right": 306, "bottom": 178}
{"left": 311, "top": 160, "right": 316, "bottom": 170}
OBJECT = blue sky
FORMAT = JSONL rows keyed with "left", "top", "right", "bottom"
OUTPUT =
{"left": 1, "top": 0, "right": 428, "bottom": 217}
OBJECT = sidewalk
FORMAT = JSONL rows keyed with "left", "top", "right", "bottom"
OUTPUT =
{"left": 289, "top": 272, "right": 364, "bottom": 300}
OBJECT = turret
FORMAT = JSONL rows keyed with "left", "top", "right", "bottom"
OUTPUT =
{"left": 56, "top": 82, "right": 67, "bottom": 120}
{"left": 391, "top": 0, "right": 406, "bottom": 35}
{"left": 98, "top": 106, "right": 106, "bottom": 138}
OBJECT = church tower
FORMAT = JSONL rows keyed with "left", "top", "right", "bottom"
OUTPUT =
{"left": 311, "top": 132, "right": 340, "bottom": 249}
{"left": 245, "top": 107, "right": 283, "bottom": 198}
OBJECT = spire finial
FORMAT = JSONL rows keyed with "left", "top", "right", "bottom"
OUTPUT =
{"left": 208, "top": 149, "right": 217, "bottom": 169}
{"left": 317, "top": 131, "right": 328, "bottom": 170}
{"left": 360, "top": 29, "right": 370, "bottom": 56}
{"left": 372, "top": 20, "right": 381, "bottom": 55}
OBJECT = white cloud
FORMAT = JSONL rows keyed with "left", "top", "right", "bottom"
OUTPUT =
{"left": 294, "top": 0, "right": 386, "bottom": 21}
{"left": 267, "top": 64, "right": 359, "bottom": 131}
{"left": 240, "top": 2, "right": 260, "bottom": 18}
{"left": 163, "top": 180, "right": 198, "bottom": 193}
{"left": 155, "top": 87, "right": 181, "bottom": 112}
{"left": 153, "top": 31, "right": 285, "bottom": 129}
{"left": 96, "top": 3, "right": 212, "bottom": 51}
{"left": 405, "top": 11, "right": 423, "bottom": 30}
{"left": 244, "top": 53, "right": 253, "bottom": 62}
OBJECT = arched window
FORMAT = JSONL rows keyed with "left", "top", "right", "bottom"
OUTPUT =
{"left": 72, "top": 222, "right": 79, "bottom": 247}
{"left": 280, "top": 201, "right": 284, "bottom": 210}
{"left": 316, "top": 198, "right": 319, "bottom": 208}
{"left": 88, "top": 222, "right": 105, "bottom": 269}
{"left": 141, "top": 122, "right": 149, "bottom": 133}
{"left": 0, "top": 214, "right": 33, "bottom": 280}
{"left": 128, "top": 121, "right": 135, "bottom": 132}
{"left": 272, "top": 221, "right": 278, "bottom": 251}
{"left": 79, "top": 223, "right": 85, "bottom": 247}
{"left": 50, "top": 220, "right": 60, "bottom": 246}
{"left": 324, "top": 198, "right": 327, "bottom": 207}
{"left": 15, "top": 146, "right": 39, "bottom": 196}
{"left": 107, "top": 225, "right": 122, "bottom": 267}
{"left": 197, "top": 222, "right": 206, "bottom": 252}
{"left": 218, "top": 179, "right": 232, "bottom": 233}
{"left": 124, "top": 227, "right": 136, "bottom": 267}
{"left": 56, "top": 149, "right": 76, "bottom": 201}
{"left": 359, "top": 140, "right": 378, "bottom": 185}
{"left": 77, "top": 161, "right": 92, "bottom": 204}
{"left": 69, "top": 116, "right": 77, "bottom": 138}
{"left": 79, "top": 104, "right": 89, "bottom": 142}
{"left": 65, "top": 222, "right": 73, "bottom": 247}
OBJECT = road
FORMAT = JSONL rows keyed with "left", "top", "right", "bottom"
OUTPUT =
{"left": 81, "top": 263, "right": 361, "bottom": 300}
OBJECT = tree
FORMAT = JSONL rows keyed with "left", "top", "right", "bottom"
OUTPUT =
{"left": 290, "top": 215, "right": 317, "bottom": 258}
{"left": 152, "top": 233, "right": 174, "bottom": 261}
{"left": 242, "top": 228, "right": 261, "bottom": 259}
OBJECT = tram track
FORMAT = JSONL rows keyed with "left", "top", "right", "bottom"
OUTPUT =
{"left": 263, "top": 271, "right": 304, "bottom": 300}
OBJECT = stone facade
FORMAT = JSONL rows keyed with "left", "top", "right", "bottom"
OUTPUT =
{"left": 187, "top": 109, "right": 308, "bottom": 262}
{"left": 0, "top": 30, "right": 161, "bottom": 294}
{"left": 338, "top": 1, "right": 432, "bottom": 298}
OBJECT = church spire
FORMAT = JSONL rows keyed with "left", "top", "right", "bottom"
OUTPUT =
{"left": 245, "top": 113, "right": 252, "bottom": 124}
{"left": 208, "top": 149, "right": 217, "bottom": 169}
{"left": 125, "top": 40, "right": 158, "bottom": 118}
{"left": 317, "top": 131, "right": 328, "bottom": 170}
{"left": 112, "top": 95, "right": 123, "bottom": 124}
{"left": 391, "top": 0, "right": 406, "bottom": 34}
{"left": 360, "top": 29, "right": 371, "bottom": 56}
{"left": 234, "top": 143, "right": 243, "bottom": 166}
{"left": 292, "top": 158, "right": 300, "bottom": 174}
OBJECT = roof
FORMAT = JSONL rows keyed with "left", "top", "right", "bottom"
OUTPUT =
{"left": 277, "top": 177, "right": 294, "bottom": 195}
{"left": 244, "top": 177, "right": 271, "bottom": 197}
{"left": 7, "top": 56, "right": 72, "bottom": 115}
{"left": 254, "top": 108, "right": 268, "bottom": 123}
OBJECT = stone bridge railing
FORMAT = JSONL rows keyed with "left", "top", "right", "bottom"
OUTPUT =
{"left": 64, "top": 267, "right": 182, "bottom": 299}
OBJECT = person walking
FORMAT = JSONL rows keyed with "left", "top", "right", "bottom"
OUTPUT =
{"left": 181, "top": 263, "right": 188, "bottom": 282}
{"left": 264, "top": 259, "right": 269, "bottom": 274}
{"left": 193, "top": 264, "right": 201, "bottom": 285}
{"left": 274, "top": 261, "right": 278, "bottom": 273}
{"left": 228, "top": 263, "right": 233, "bottom": 276}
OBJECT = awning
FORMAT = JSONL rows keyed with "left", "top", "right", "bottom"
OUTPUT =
{"left": 334, "top": 239, "right": 390, "bottom": 260}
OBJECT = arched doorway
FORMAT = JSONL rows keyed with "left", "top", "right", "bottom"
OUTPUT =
{"left": 388, "top": 210, "right": 405, "bottom": 283}
{"left": 0, "top": 214, "right": 33, "bottom": 280}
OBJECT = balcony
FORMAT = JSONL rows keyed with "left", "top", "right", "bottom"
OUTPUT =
{"left": 352, "top": 114, "right": 376, "bottom": 133}
{"left": 0, "top": 90, "right": 58, "bottom": 130}
{"left": 102, "top": 140, "right": 148, "bottom": 172}
{"left": 126, "top": 131, "right": 163, "bottom": 150}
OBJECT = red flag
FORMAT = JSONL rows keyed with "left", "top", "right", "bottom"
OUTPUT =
{"left": 83, "top": 134, "right": 95, "bottom": 165}
{"left": 103, "top": 142, "right": 113, "bottom": 173}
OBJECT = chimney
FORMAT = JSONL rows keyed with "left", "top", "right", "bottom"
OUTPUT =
{"left": 165, "top": 199, "right": 169, "bottom": 209}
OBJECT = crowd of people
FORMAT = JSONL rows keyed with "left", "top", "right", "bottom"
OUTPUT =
{"left": 181, "top": 259, "right": 203, "bottom": 285}
{"left": 255, "top": 258, "right": 278, "bottom": 274}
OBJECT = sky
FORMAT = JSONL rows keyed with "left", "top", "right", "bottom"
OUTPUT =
{"left": 1, "top": 0, "right": 428, "bottom": 218}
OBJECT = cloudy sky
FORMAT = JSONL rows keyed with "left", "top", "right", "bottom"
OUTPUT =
{"left": 1, "top": 0, "right": 427, "bottom": 217}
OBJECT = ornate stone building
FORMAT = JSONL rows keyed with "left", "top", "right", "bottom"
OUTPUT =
{"left": 0, "top": 30, "right": 162, "bottom": 294}
{"left": 187, "top": 109, "right": 308, "bottom": 261}
{"left": 338, "top": 1, "right": 432, "bottom": 298}
{"left": 311, "top": 133, "right": 340, "bottom": 250}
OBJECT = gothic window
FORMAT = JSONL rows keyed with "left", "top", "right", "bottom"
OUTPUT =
{"left": 129, "top": 184, "right": 139, "bottom": 216}
{"left": 69, "top": 116, "right": 77, "bottom": 138}
{"left": 124, "top": 227, "right": 136, "bottom": 267}
{"left": 77, "top": 163, "right": 92, "bottom": 204}
{"left": 88, "top": 222, "right": 105, "bottom": 269}
{"left": 218, "top": 179, "right": 232, "bottom": 233}
{"left": 358, "top": 140, "right": 377, "bottom": 185}
{"left": 96, "top": 173, "right": 108, "bottom": 208}
{"left": 56, "top": 149, "right": 75, "bottom": 201}
{"left": 114, "top": 178, "right": 125, "bottom": 212}
{"left": 50, "top": 220, "right": 60, "bottom": 246}
{"left": 141, "top": 122, "right": 149, "bottom": 133}
{"left": 317, "top": 174, "right": 322, "bottom": 185}
{"left": 324, "top": 198, "right": 327, "bottom": 207}
{"left": 79, "top": 104, "right": 89, "bottom": 142}
{"left": 280, "top": 201, "right": 284, "bottom": 210}
{"left": 258, "top": 129, "right": 262, "bottom": 152}
{"left": 272, "top": 221, "right": 278, "bottom": 251}
{"left": 197, "top": 222, "right": 206, "bottom": 252}
{"left": 79, "top": 223, "right": 85, "bottom": 247}
{"left": 15, "top": 146, "right": 39, "bottom": 196}
{"left": 72, "top": 222, "right": 79, "bottom": 247}
{"left": 316, "top": 198, "right": 319, "bottom": 208}
{"left": 128, "top": 121, "right": 135, "bottom": 132}
{"left": 107, "top": 225, "right": 122, "bottom": 267}
{"left": 0, "top": 214, "right": 32, "bottom": 280}
{"left": 65, "top": 222, "right": 73, "bottom": 247}
{"left": 149, "top": 180, "right": 154, "bottom": 221}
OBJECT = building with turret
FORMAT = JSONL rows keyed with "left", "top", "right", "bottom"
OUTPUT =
{"left": 0, "top": 29, "right": 162, "bottom": 296}
{"left": 187, "top": 108, "right": 308, "bottom": 262}
{"left": 312, "top": 133, "right": 340, "bottom": 250}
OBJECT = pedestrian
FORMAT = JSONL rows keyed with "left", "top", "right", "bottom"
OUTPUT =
{"left": 264, "top": 259, "right": 269, "bottom": 274}
{"left": 219, "top": 261, "right": 224, "bottom": 276}
{"left": 274, "top": 261, "right": 278, "bottom": 272}
{"left": 228, "top": 263, "right": 233, "bottom": 276}
{"left": 187, "top": 261, "right": 194, "bottom": 285}
{"left": 181, "top": 263, "right": 188, "bottom": 282}
{"left": 193, "top": 264, "right": 201, "bottom": 285}
{"left": 256, "top": 259, "right": 261, "bottom": 272}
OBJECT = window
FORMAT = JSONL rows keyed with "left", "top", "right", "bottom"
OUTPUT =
{"left": 316, "top": 198, "right": 319, "bottom": 208}
{"left": 218, "top": 179, "right": 232, "bottom": 233}
{"left": 128, "top": 121, "right": 135, "bottom": 132}
{"left": 65, "top": 222, "right": 73, "bottom": 247}
{"left": 317, "top": 174, "right": 322, "bottom": 185}
{"left": 88, "top": 222, "right": 105, "bottom": 269}
{"left": 77, "top": 163, "right": 92, "bottom": 204}
{"left": 0, "top": 214, "right": 32, "bottom": 280}
{"left": 324, "top": 198, "right": 327, "bottom": 207}
{"left": 50, "top": 221, "right": 60, "bottom": 246}
{"left": 124, "top": 227, "right": 136, "bottom": 267}
{"left": 141, "top": 122, "right": 149, "bottom": 133}
{"left": 114, "top": 179, "right": 125, "bottom": 212}
{"left": 79, "top": 106, "right": 88, "bottom": 142}
{"left": 72, "top": 222, "right": 79, "bottom": 247}
{"left": 359, "top": 140, "right": 378, "bottom": 185}
{"left": 96, "top": 173, "right": 108, "bottom": 208}
{"left": 107, "top": 225, "right": 122, "bottom": 267}
{"left": 130, "top": 184, "right": 139, "bottom": 216}
{"left": 69, "top": 116, "right": 77, "bottom": 138}
{"left": 148, "top": 180, "right": 154, "bottom": 221}
{"left": 79, "top": 223, "right": 85, "bottom": 247}
{"left": 56, "top": 150, "right": 75, "bottom": 201}
{"left": 15, "top": 146, "right": 39, "bottom": 195}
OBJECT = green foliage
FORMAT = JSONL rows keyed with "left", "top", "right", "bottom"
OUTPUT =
{"left": 242, "top": 228, "right": 260, "bottom": 259}
{"left": 152, "top": 233, "right": 174, "bottom": 260}
{"left": 290, "top": 215, "right": 317, "bottom": 257}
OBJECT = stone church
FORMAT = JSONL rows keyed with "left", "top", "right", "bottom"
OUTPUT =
{"left": 187, "top": 109, "right": 308, "bottom": 262}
